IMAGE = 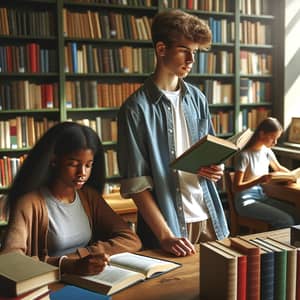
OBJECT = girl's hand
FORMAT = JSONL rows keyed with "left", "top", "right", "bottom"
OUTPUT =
{"left": 260, "top": 174, "right": 272, "bottom": 184}
{"left": 62, "top": 253, "right": 110, "bottom": 276}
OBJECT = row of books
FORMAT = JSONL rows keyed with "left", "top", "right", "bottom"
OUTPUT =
{"left": 0, "top": 81, "right": 59, "bottom": 111}
{"left": 238, "top": 107, "right": 271, "bottom": 131}
{"left": 0, "top": 155, "right": 26, "bottom": 188}
{"left": 240, "top": 51, "right": 272, "bottom": 75}
{"left": 200, "top": 80, "right": 233, "bottom": 105}
{"left": 211, "top": 110, "right": 234, "bottom": 135}
{"left": 72, "top": 117, "right": 118, "bottom": 143}
{"left": 240, "top": 21, "right": 272, "bottom": 45}
{"left": 64, "top": 43, "right": 156, "bottom": 74}
{"left": 200, "top": 227, "right": 300, "bottom": 300}
{"left": 240, "top": 78, "right": 272, "bottom": 104}
{"left": 207, "top": 18, "right": 235, "bottom": 44}
{"left": 162, "top": 0, "right": 232, "bottom": 12}
{"left": 0, "top": 44, "right": 57, "bottom": 73}
{"left": 0, "top": 118, "right": 58, "bottom": 150}
{"left": 240, "top": 0, "right": 271, "bottom": 15}
{"left": 190, "top": 50, "right": 234, "bottom": 74}
{"left": 70, "top": 0, "right": 154, "bottom": 6}
{"left": 0, "top": 7, "right": 55, "bottom": 37}
{"left": 63, "top": 9, "right": 152, "bottom": 40}
{"left": 65, "top": 81, "right": 141, "bottom": 109}
{"left": 0, "top": 149, "right": 118, "bottom": 189}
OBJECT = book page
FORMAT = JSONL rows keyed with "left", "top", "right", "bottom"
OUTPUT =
{"left": 269, "top": 171, "right": 297, "bottom": 183}
{"left": 84, "top": 265, "right": 144, "bottom": 286}
{"left": 110, "top": 252, "right": 180, "bottom": 278}
{"left": 226, "top": 128, "right": 253, "bottom": 149}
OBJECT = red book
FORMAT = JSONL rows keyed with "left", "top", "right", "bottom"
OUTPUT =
{"left": 230, "top": 237, "right": 260, "bottom": 300}
{"left": 27, "top": 43, "right": 37, "bottom": 73}
{"left": 6, "top": 46, "right": 13, "bottom": 72}
{"left": 43, "top": 84, "right": 54, "bottom": 109}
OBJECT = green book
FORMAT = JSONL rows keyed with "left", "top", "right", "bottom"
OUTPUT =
{"left": 170, "top": 128, "right": 253, "bottom": 174}
{"left": 253, "top": 238, "right": 288, "bottom": 300}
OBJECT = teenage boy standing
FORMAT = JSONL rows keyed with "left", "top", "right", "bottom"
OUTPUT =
{"left": 117, "top": 9, "right": 229, "bottom": 256}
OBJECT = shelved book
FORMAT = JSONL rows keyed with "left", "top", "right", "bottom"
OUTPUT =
{"left": 170, "top": 128, "right": 253, "bottom": 174}
{"left": 0, "top": 252, "right": 59, "bottom": 297}
{"left": 62, "top": 252, "right": 180, "bottom": 296}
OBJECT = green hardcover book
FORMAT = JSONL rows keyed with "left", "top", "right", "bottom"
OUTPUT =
{"left": 254, "top": 238, "right": 288, "bottom": 300}
{"left": 170, "top": 128, "right": 253, "bottom": 174}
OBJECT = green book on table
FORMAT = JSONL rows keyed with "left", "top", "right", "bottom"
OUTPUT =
{"left": 170, "top": 128, "right": 253, "bottom": 174}
{"left": 252, "top": 238, "right": 288, "bottom": 300}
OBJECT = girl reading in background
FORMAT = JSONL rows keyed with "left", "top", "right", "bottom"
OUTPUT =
{"left": 233, "top": 117, "right": 300, "bottom": 228}
{"left": 0, "top": 122, "right": 141, "bottom": 275}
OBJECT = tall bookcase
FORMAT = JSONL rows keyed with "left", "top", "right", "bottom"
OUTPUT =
{"left": 0, "top": 0, "right": 285, "bottom": 224}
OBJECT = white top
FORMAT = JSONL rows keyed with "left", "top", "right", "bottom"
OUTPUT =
{"left": 162, "top": 89, "right": 209, "bottom": 222}
{"left": 235, "top": 145, "right": 277, "bottom": 181}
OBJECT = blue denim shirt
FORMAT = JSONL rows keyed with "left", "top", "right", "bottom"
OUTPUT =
{"left": 117, "top": 77, "right": 229, "bottom": 248}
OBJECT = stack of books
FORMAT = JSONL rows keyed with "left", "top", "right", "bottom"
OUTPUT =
{"left": 200, "top": 226, "right": 300, "bottom": 300}
{"left": 0, "top": 252, "right": 59, "bottom": 300}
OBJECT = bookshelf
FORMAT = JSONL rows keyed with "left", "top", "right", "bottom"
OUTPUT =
{"left": 0, "top": 0, "right": 285, "bottom": 222}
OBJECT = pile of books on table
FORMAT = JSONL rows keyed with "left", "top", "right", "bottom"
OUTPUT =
{"left": 200, "top": 226, "right": 300, "bottom": 300}
{"left": 0, "top": 252, "right": 59, "bottom": 300}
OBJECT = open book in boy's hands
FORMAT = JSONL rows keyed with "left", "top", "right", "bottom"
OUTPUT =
{"left": 62, "top": 252, "right": 181, "bottom": 296}
{"left": 170, "top": 128, "right": 253, "bottom": 174}
{"left": 268, "top": 167, "right": 300, "bottom": 183}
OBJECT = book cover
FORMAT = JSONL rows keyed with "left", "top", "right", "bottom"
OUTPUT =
{"left": 50, "top": 285, "right": 110, "bottom": 300}
{"left": 170, "top": 128, "right": 253, "bottom": 174}
{"left": 210, "top": 241, "right": 247, "bottom": 300}
{"left": 0, "top": 285, "right": 49, "bottom": 300}
{"left": 0, "top": 252, "right": 59, "bottom": 297}
{"left": 228, "top": 237, "right": 261, "bottom": 300}
{"left": 252, "top": 238, "right": 287, "bottom": 300}
{"left": 200, "top": 242, "right": 238, "bottom": 300}
{"left": 247, "top": 239, "right": 275, "bottom": 300}
{"left": 62, "top": 252, "right": 180, "bottom": 296}
{"left": 264, "top": 237, "right": 297, "bottom": 300}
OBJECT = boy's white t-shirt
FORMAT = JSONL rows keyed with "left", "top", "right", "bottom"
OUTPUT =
{"left": 162, "top": 89, "right": 209, "bottom": 222}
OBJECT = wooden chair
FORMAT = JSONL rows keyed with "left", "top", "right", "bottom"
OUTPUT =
{"left": 224, "top": 171, "right": 270, "bottom": 236}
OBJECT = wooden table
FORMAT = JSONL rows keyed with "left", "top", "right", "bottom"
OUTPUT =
{"left": 263, "top": 181, "right": 300, "bottom": 212}
{"left": 51, "top": 248, "right": 199, "bottom": 300}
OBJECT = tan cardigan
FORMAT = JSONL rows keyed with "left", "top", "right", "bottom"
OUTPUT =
{"left": 0, "top": 186, "right": 142, "bottom": 266}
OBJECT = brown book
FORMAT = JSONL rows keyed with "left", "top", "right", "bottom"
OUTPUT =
{"left": 0, "top": 252, "right": 59, "bottom": 297}
{"left": 62, "top": 252, "right": 180, "bottom": 296}
{"left": 200, "top": 242, "right": 238, "bottom": 300}
{"left": 268, "top": 168, "right": 300, "bottom": 183}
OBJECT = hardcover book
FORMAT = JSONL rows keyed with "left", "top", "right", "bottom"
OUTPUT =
{"left": 170, "top": 128, "right": 253, "bottom": 174}
{"left": 62, "top": 252, "right": 180, "bottom": 296}
{"left": 0, "top": 252, "right": 59, "bottom": 297}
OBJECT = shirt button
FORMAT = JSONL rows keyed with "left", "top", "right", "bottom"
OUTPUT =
{"left": 169, "top": 129, "right": 173, "bottom": 133}
{"left": 171, "top": 150, "right": 175, "bottom": 155}
{"left": 167, "top": 106, "right": 171, "bottom": 110}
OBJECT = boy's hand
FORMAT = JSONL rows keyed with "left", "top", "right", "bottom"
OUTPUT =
{"left": 197, "top": 164, "right": 224, "bottom": 182}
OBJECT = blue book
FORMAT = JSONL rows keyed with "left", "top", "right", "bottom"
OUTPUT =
{"left": 50, "top": 285, "right": 111, "bottom": 300}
